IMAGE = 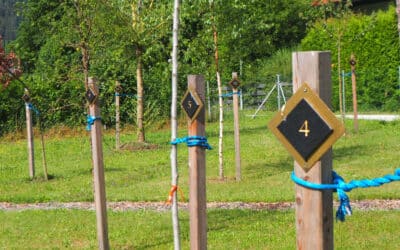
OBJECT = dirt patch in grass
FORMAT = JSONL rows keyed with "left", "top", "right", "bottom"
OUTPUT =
{"left": 119, "top": 142, "right": 159, "bottom": 151}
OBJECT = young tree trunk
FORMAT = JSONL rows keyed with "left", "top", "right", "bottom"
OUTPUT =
{"left": 212, "top": 9, "right": 224, "bottom": 181}
{"left": 136, "top": 47, "right": 145, "bottom": 143}
{"left": 170, "top": 1, "right": 181, "bottom": 249}
{"left": 82, "top": 44, "right": 89, "bottom": 91}
{"left": 397, "top": 0, "right": 400, "bottom": 39}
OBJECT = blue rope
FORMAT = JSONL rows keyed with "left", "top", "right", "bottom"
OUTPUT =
{"left": 115, "top": 93, "right": 137, "bottom": 98}
{"left": 86, "top": 115, "right": 101, "bottom": 131}
{"left": 291, "top": 169, "right": 400, "bottom": 221}
{"left": 171, "top": 136, "right": 212, "bottom": 150}
{"left": 26, "top": 103, "right": 40, "bottom": 116}
{"left": 219, "top": 91, "right": 241, "bottom": 98}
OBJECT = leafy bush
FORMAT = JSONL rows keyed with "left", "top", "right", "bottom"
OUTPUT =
{"left": 301, "top": 6, "right": 400, "bottom": 111}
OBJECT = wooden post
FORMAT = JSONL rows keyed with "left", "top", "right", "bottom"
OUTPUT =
{"left": 23, "top": 89, "right": 35, "bottom": 179}
{"left": 350, "top": 53, "right": 358, "bottom": 133}
{"left": 231, "top": 72, "right": 241, "bottom": 181}
{"left": 88, "top": 77, "right": 110, "bottom": 250}
{"left": 187, "top": 75, "right": 207, "bottom": 250}
{"left": 115, "top": 81, "right": 121, "bottom": 150}
{"left": 292, "top": 51, "right": 334, "bottom": 250}
{"left": 39, "top": 118, "right": 48, "bottom": 181}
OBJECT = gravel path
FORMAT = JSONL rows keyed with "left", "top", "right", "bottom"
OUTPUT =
{"left": 1, "top": 200, "right": 399, "bottom": 212}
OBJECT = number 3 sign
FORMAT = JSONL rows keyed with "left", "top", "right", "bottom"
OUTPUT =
{"left": 268, "top": 83, "right": 345, "bottom": 171}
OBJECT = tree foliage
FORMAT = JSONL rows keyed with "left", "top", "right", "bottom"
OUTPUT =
{"left": 0, "top": 0, "right": 349, "bottom": 134}
{"left": 301, "top": 6, "right": 400, "bottom": 111}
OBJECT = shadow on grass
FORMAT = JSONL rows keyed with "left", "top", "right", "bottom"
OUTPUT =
{"left": 334, "top": 144, "right": 370, "bottom": 161}
{"left": 206, "top": 124, "right": 268, "bottom": 138}
{"left": 245, "top": 156, "right": 292, "bottom": 178}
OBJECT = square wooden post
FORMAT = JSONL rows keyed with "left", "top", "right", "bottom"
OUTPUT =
{"left": 187, "top": 75, "right": 207, "bottom": 250}
{"left": 230, "top": 72, "right": 241, "bottom": 181}
{"left": 292, "top": 51, "right": 334, "bottom": 250}
{"left": 88, "top": 77, "right": 110, "bottom": 250}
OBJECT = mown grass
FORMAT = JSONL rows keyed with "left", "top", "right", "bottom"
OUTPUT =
{"left": 1, "top": 110, "right": 399, "bottom": 203}
{"left": 0, "top": 209, "right": 399, "bottom": 249}
{"left": 1, "top": 110, "right": 400, "bottom": 249}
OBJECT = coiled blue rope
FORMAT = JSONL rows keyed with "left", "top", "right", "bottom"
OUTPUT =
{"left": 171, "top": 136, "right": 212, "bottom": 150}
{"left": 26, "top": 103, "right": 40, "bottom": 116}
{"left": 291, "top": 168, "right": 400, "bottom": 221}
{"left": 86, "top": 115, "right": 101, "bottom": 131}
{"left": 219, "top": 91, "right": 241, "bottom": 98}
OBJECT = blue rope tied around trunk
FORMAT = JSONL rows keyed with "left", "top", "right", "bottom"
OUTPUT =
{"left": 171, "top": 136, "right": 212, "bottom": 150}
{"left": 26, "top": 103, "right": 40, "bottom": 116}
{"left": 86, "top": 115, "right": 101, "bottom": 131}
{"left": 219, "top": 91, "right": 241, "bottom": 98}
{"left": 291, "top": 168, "right": 400, "bottom": 221}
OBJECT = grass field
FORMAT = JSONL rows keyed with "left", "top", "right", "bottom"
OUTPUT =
{"left": 1, "top": 110, "right": 400, "bottom": 249}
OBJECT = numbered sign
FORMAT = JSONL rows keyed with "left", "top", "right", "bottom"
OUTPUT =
{"left": 268, "top": 83, "right": 344, "bottom": 171}
{"left": 181, "top": 89, "right": 204, "bottom": 122}
{"left": 229, "top": 78, "right": 240, "bottom": 89}
{"left": 86, "top": 86, "right": 98, "bottom": 105}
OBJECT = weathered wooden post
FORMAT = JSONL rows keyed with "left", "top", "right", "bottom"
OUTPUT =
{"left": 86, "top": 77, "right": 110, "bottom": 250}
{"left": 115, "top": 81, "right": 122, "bottom": 150}
{"left": 22, "top": 88, "right": 34, "bottom": 179}
{"left": 270, "top": 51, "right": 344, "bottom": 250}
{"left": 350, "top": 53, "right": 358, "bottom": 133}
{"left": 292, "top": 51, "right": 334, "bottom": 250}
{"left": 182, "top": 75, "right": 207, "bottom": 250}
{"left": 229, "top": 72, "right": 241, "bottom": 181}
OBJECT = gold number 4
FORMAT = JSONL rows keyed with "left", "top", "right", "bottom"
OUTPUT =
{"left": 299, "top": 120, "right": 310, "bottom": 137}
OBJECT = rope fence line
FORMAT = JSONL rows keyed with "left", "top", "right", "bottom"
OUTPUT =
{"left": 170, "top": 136, "right": 212, "bottom": 150}
{"left": 26, "top": 102, "right": 40, "bottom": 116}
{"left": 86, "top": 115, "right": 101, "bottom": 131}
{"left": 291, "top": 168, "right": 400, "bottom": 221}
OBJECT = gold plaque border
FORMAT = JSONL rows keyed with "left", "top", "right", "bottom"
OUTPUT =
{"left": 181, "top": 89, "right": 204, "bottom": 123}
{"left": 268, "top": 82, "right": 345, "bottom": 171}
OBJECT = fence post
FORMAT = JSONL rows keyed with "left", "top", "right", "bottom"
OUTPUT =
{"left": 292, "top": 51, "right": 334, "bottom": 250}
{"left": 87, "top": 77, "right": 110, "bottom": 250}
{"left": 187, "top": 75, "right": 207, "bottom": 250}
{"left": 350, "top": 53, "right": 358, "bottom": 133}
{"left": 22, "top": 89, "right": 35, "bottom": 179}
{"left": 230, "top": 72, "right": 241, "bottom": 181}
{"left": 115, "top": 81, "right": 121, "bottom": 150}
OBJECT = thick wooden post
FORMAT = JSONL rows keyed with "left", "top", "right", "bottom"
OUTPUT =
{"left": 115, "top": 81, "right": 121, "bottom": 150}
{"left": 231, "top": 72, "right": 241, "bottom": 181}
{"left": 292, "top": 51, "right": 334, "bottom": 250}
{"left": 187, "top": 75, "right": 207, "bottom": 250}
{"left": 88, "top": 77, "right": 110, "bottom": 250}
{"left": 350, "top": 53, "right": 358, "bottom": 133}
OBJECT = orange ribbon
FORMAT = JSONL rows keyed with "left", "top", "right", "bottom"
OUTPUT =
{"left": 166, "top": 185, "right": 185, "bottom": 204}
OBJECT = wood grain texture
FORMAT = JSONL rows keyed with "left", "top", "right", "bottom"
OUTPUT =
{"left": 187, "top": 75, "right": 207, "bottom": 250}
{"left": 88, "top": 77, "right": 110, "bottom": 250}
{"left": 292, "top": 51, "right": 334, "bottom": 250}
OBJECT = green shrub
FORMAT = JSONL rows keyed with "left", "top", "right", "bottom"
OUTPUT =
{"left": 301, "top": 6, "right": 400, "bottom": 111}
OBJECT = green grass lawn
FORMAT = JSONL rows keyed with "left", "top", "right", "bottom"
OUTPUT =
{"left": 1, "top": 111, "right": 399, "bottom": 203}
{"left": 1, "top": 110, "right": 400, "bottom": 249}
{"left": 0, "top": 209, "right": 399, "bottom": 249}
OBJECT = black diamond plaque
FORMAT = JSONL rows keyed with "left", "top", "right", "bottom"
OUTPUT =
{"left": 277, "top": 99, "right": 333, "bottom": 161}
{"left": 229, "top": 79, "right": 240, "bottom": 89}
{"left": 86, "top": 88, "right": 97, "bottom": 104}
{"left": 181, "top": 90, "right": 203, "bottom": 121}
{"left": 268, "top": 82, "right": 345, "bottom": 171}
